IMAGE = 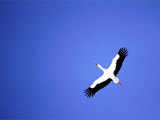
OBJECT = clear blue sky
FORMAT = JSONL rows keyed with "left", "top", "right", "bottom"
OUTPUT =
{"left": 1, "top": 0, "right": 160, "bottom": 120}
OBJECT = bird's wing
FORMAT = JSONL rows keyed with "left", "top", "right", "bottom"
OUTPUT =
{"left": 84, "top": 78, "right": 112, "bottom": 97}
{"left": 109, "top": 47, "right": 128, "bottom": 76}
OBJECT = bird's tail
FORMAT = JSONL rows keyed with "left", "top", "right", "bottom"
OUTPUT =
{"left": 118, "top": 47, "right": 128, "bottom": 57}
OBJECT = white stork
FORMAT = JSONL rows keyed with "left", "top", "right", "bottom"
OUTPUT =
{"left": 84, "top": 47, "right": 128, "bottom": 97}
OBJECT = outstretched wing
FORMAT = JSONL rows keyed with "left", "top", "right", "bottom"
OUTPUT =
{"left": 112, "top": 47, "right": 128, "bottom": 76}
{"left": 84, "top": 79, "right": 112, "bottom": 98}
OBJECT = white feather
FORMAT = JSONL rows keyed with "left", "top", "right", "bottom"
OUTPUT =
{"left": 108, "top": 54, "right": 120, "bottom": 72}
{"left": 90, "top": 54, "right": 120, "bottom": 88}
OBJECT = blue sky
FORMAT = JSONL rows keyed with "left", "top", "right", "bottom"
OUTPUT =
{"left": 1, "top": 0, "right": 160, "bottom": 120}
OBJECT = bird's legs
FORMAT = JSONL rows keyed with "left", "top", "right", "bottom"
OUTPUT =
{"left": 118, "top": 81, "right": 122, "bottom": 86}
{"left": 113, "top": 76, "right": 122, "bottom": 86}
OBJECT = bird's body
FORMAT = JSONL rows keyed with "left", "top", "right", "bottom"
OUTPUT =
{"left": 90, "top": 68, "right": 118, "bottom": 88}
{"left": 85, "top": 48, "right": 128, "bottom": 97}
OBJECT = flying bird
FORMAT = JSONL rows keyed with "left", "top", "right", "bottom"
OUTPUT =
{"left": 84, "top": 47, "right": 128, "bottom": 97}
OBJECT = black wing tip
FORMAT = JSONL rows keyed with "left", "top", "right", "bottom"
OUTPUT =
{"left": 118, "top": 47, "right": 128, "bottom": 56}
{"left": 84, "top": 88, "right": 95, "bottom": 98}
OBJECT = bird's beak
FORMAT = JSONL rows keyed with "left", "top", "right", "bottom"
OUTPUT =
{"left": 118, "top": 82, "right": 122, "bottom": 86}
